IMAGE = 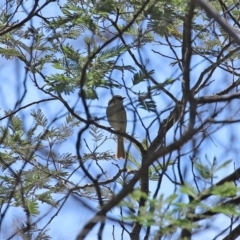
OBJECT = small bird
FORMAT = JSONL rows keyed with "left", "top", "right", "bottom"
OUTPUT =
{"left": 106, "top": 95, "right": 127, "bottom": 159}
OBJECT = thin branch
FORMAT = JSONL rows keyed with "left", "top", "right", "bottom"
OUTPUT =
{"left": 0, "top": 0, "right": 54, "bottom": 36}
{"left": 0, "top": 98, "right": 57, "bottom": 121}
{"left": 222, "top": 223, "right": 240, "bottom": 240}
{"left": 76, "top": 112, "right": 212, "bottom": 239}
{"left": 194, "top": 0, "right": 240, "bottom": 45}
{"left": 196, "top": 92, "right": 240, "bottom": 103}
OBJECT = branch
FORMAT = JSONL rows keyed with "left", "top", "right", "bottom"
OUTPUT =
{"left": 160, "top": 193, "right": 240, "bottom": 237}
{"left": 188, "top": 196, "right": 240, "bottom": 222}
{"left": 196, "top": 92, "right": 240, "bottom": 103}
{"left": 222, "top": 223, "right": 240, "bottom": 240}
{"left": 148, "top": 101, "right": 184, "bottom": 152}
{"left": 57, "top": 95, "right": 145, "bottom": 155}
{"left": 74, "top": 168, "right": 135, "bottom": 190}
{"left": 192, "top": 47, "right": 240, "bottom": 94}
{"left": 199, "top": 168, "right": 240, "bottom": 201}
{"left": 79, "top": 0, "right": 151, "bottom": 89}
{"left": 209, "top": 118, "right": 240, "bottom": 124}
{"left": 0, "top": 0, "right": 55, "bottom": 36}
{"left": 194, "top": 0, "right": 240, "bottom": 45}
{"left": 76, "top": 113, "right": 211, "bottom": 239}
{"left": 0, "top": 98, "right": 57, "bottom": 121}
{"left": 180, "top": 2, "right": 196, "bottom": 238}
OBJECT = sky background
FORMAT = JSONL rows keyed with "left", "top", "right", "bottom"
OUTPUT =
{"left": 0, "top": 0, "right": 240, "bottom": 239}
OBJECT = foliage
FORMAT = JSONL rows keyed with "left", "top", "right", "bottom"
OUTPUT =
{"left": 0, "top": 0, "right": 240, "bottom": 239}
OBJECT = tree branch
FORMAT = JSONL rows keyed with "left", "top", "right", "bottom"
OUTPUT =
{"left": 194, "top": 0, "right": 240, "bottom": 45}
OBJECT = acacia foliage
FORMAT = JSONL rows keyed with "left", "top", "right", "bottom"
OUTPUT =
{"left": 0, "top": 0, "right": 240, "bottom": 239}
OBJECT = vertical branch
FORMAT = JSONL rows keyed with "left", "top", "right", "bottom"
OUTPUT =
{"left": 130, "top": 149, "right": 148, "bottom": 240}
{"left": 180, "top": 1, "right": 195, "bottom": 239}
{"left": 182, "top": 0, "right": 196, "bottom": 130}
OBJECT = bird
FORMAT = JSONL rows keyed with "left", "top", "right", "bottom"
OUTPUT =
{"left": 106, "top": 95, "right": 127, "bottom": 159}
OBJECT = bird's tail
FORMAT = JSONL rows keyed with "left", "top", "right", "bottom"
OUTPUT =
{"left": 116, "top": 136, "right": 125, "bottom": 159}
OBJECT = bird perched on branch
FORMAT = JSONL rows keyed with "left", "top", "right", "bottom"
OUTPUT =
{"left": 106, "top": 95, "right": 127, "bottom": 159}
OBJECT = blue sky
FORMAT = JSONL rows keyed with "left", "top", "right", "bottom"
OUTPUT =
{"left": 1, "top": 1, "right": 240, "bottom": 239}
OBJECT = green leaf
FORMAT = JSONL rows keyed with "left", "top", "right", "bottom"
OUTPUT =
{"left": 97, "top": 44, "right": 127, "bottom": 61}
{"left": 31, "top": 109, "right": 48, "bottom": 127}
{"left": 210, "top": 182, "right": 237, "bottom": 197}
{"left": 26, "top": 200, "right": 40, "bottom": 216}
{"left": 194, "top": 162, "right": 212, "bottom": 179}
{"left": 81, "top": 88, "right": 98, "bottom": 100}
{"left": 150, "top": 78, "right": 175, "bottom": 91}
{"left": 211, "top": 204, "right": 240, "bottom": 216}
{"left": 131, "top": 190, "right": 148, "bottom": 201}
{"left": 138, "top": 99, "right": 156, "bottom": 112}
{"left": 215, "top": 159, "right": 232, "bottom": 172}
{"left": 46, "top": 73, "right": 76, "bottom": 94}
{"left": 132, "top": 69, "right": 154, "bottom": 85}
{"left": 96, "top": 0, "right": 116, "bottom": 13}
{"left": 180, "top": 184, "right": 197, "bottom": 198}
{"left": 0, "top": 47, "right": 22, "bottom": 58}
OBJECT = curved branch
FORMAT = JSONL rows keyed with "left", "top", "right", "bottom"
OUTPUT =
{"left": 0, "top": 98, "right": 57, "bottom": 121}
{"left": 0, "top": 0, "right": 55, "bottom": 36}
